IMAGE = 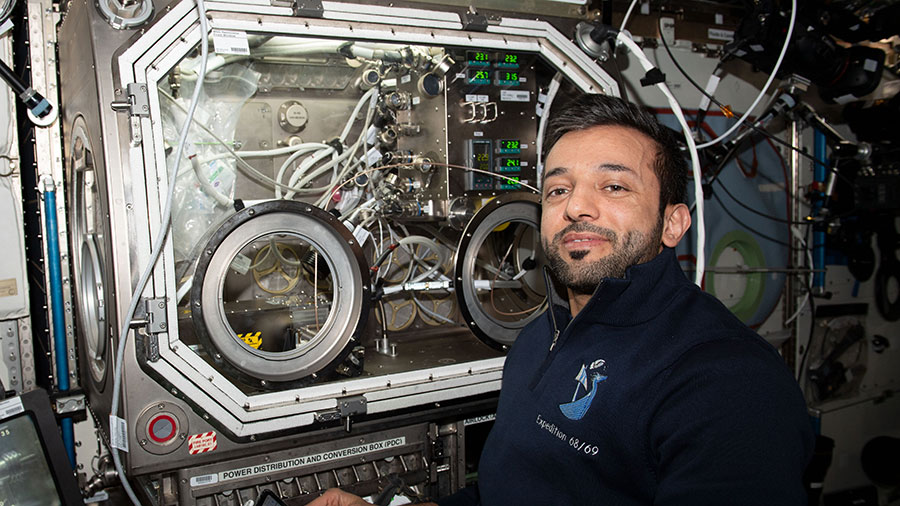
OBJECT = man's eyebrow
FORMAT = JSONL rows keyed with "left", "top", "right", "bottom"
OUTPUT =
{"left": 543, "top": 167, "right": 567, "bottom": 180}
{"left": 543, "top": 163, "right": 634, "bottom": 181}
{"left": 595, "top": 163, "right": 634, "bottom": 173}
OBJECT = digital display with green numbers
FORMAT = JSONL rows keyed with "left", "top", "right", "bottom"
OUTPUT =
{"left": 495, "top": 70, "right": 521, "bottom": 86}
{"left": 496, "top": 52, "right": 520, "bottom": 69}
{"left": 497, "top": 176, "right": 522, "bottom": 190}
{"left": 497, "top": 157, "right": 522, "bottom": 173}
{"left": 498, "top": 139, "right": 521, "bottom": 154}
{"left": 466, "top": 50, "right": 491, "bottom": 66}
{"left": 467, "top": 68, "right": 491, "bottom": 85}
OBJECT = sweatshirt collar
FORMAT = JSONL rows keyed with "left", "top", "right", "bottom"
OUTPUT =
{"left": 550, "top": 247, "right": 690, "bottom": 329}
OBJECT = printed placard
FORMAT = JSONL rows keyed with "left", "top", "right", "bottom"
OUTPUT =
{"left": 708, "top": 28, "right": 734, "bottom": 41}
{"left": 211, "top": 30, "right": 250, "bottom": 56}
{"left": 0, "top": 278, "right": 17, "bottom": 297}
{"left": 500, "top": 90, "right": 530, "bottom": 102}
{"left": 0, "top": 396, "right": 23, "bottom": 419}
{"left": 213, "top": 437, "right": 406, "bottom": 485}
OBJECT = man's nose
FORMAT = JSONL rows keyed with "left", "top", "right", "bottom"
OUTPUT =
{"left": 564, "top": 186, "right": 599, "bottom": 222}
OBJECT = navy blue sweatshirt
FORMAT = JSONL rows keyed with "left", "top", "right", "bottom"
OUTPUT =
{"left": 443, "top": 248, "right": 813, "bottom": 505}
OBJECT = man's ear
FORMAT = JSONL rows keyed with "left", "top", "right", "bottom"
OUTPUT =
{"left": 661, "top": 203, "right": 691, "bottom": 248}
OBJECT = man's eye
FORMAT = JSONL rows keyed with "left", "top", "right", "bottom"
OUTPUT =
{"left": 546, "top": 188, "right": 568, "bottom": 197}
{"left": 605, "top": 184, "right": 627, "bottom": 193}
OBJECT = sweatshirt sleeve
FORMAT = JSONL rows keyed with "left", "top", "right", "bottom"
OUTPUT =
{"left": 647, "top": 338, "right": 814, "bottom": 506}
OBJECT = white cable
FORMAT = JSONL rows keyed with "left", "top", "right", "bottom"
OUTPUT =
{"left": 278, "top": 146, "right": 335, "bottom": 199}
{"left": 189, "top": 154, "right": 233, "bottom": 206}
{"left": 282, "top": 87, "right": 377, "bottom": 200}
{"left": 109, "top": 1, "right": 209, "bottom": 503}
{"left": 619, "top": 0, "right": 641, "bottom": 32}
{"left": 313, "top": 92, "right": 377, "bottom": 206}
{"left": 341, "top": 87, "right": 378, "bottom": 142}
{"left": 696, "top": 0, "right": 796, "bottom": 149}
{"left": 785, "top": 225, "right": 813, "bottom": 325}
{"left": 616, "top": 31, "right": 705, "bottom": 286}
{"left": 204, "top": 142, "right": 327, "bottom": 161}
{"left": 285, "top": 148, "right": 342, "bottom": 199}
{"left": 536, "top": 73, "right": 562, "bottom": 188}
{"left": 273, "top": 145, "right": 324, "bottom": 198}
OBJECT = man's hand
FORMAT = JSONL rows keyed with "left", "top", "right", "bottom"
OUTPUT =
{"left": 306, "top": 488, "right": 372, "bottom": 506}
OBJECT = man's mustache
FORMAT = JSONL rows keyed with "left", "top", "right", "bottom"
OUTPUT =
{"left": 551, "top": 222, "right": 617, "bottom": 245}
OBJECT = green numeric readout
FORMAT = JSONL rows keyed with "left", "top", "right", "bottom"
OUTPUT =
{"left": 466, "top": 50, "right": 491, "bottom": 66}
{"left": 497, "top": 157, "right": 522, "bottom": 173}
{"left": 497, "top": 176, "right": 522, "bottom": 190}
{"left": 495, "top": 71, "right": 521, "bottom": 86}
{"left": 498, "top": 139, "right": 521, "bottom": 154}
{"left": 467, "top": 68, "right": 491, "bottom": 85}
{"left": 496, "top": 52, "right": 520, "bottom": 69}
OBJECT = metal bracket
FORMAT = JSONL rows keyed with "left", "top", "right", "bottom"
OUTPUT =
{"left": 338, "top": 395, "right": 367, "bottom": 417}
{"left": 291, "top": 0, "right": 323, "bottom": 18}
{"left": 315, "top": 395, "right": 367, "bottom": 429}
{"left": 462, "top": 12, "right": 488, "bottom": 32}
{"left": 0, "top": 321, "right": 22, "bottom": 393}
{"left": 55, "top": 392, "right": 86, "bottom": 415}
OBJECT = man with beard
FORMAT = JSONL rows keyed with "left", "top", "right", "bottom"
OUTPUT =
{"left": 310, "top": 95, "right": 813, "bottom": 506}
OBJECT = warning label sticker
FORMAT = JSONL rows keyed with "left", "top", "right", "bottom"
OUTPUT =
{"left": 210, "top": 436, "right": 406, "bottom": 486}
{"left": 189, "top": 432, "right": 218, "bottom": 455}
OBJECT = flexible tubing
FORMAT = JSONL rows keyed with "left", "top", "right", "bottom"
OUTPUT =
{"left": 617, "top": 31, "right": 705, "bottom": 285}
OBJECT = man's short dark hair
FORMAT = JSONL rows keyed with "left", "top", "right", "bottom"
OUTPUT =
{"left": 543, "top": 94, "right": 688, "bottom": 215}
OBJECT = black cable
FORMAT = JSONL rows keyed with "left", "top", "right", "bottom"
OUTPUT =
{"left": 713, "top": 176, "right": 810, "bottom": 225}
{"left": 656, "top": 15, "right": 854, "bottom": 177}
{"left": 0, "top": 58, "right": 27, "bottom": 95}
{"left": 711, "top": 190, "right": 793, "bottom": 247}
{"left": 0, "top": 58, "right": 52, "bottom": 119}
{"left": 658, "top": 16, "right": 720, "bottom": 113}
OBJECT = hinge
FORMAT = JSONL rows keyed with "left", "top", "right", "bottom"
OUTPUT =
{"left": 132, "top": 298, "right": 168, "bottom": 333}
{"left": 111, "top": 83, "right": 150, "bottom": 117}
{"left": 131, "top": 298, "right": 167, "bottom": 362}
{"left": 110, "top": 83, "right": 150, "bottom": 147}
